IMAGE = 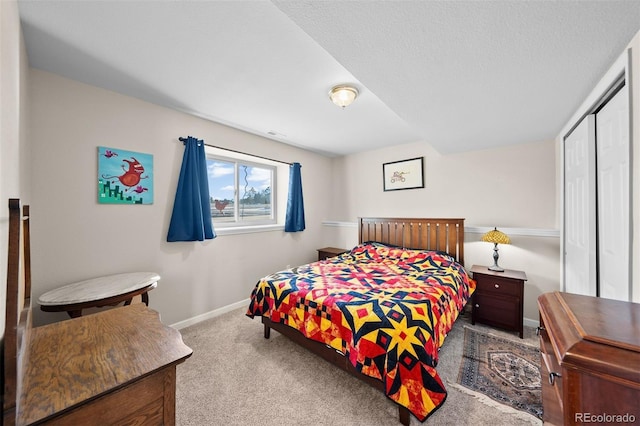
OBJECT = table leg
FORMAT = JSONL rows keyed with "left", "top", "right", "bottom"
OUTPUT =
{"left": 141, "top": 291, "right": 149, "bottom": 306}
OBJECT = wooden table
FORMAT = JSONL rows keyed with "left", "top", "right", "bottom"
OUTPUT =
{"left": 38, "top": 272, "right": 160, "bottom": 318}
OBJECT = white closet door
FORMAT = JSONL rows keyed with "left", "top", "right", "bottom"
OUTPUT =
{"left": 596, "top": 87, "right": 630, "bottom": 301}
{"left": 564, "top": 116, "right": 597, "bottom": 296}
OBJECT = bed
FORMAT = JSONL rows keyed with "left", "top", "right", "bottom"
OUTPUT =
{"left": 246, "top": 217, "right": 474, "bottom": 424}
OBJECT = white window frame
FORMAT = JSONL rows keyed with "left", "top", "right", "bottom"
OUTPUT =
{"left": 205, "top": 146, "right": 288, "bottom": 235}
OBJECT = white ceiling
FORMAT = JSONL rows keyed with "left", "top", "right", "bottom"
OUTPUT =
{"left": 17, "top": 0, "right": 640, "bottom": 156}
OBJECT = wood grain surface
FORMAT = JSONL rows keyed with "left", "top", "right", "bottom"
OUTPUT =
{"left": 18, "top": 304, "right": 192, "bottom": 424}
{"left": 358, "top": 217, "right": 465, "bottom": 264}
{"left": 538, "top": 292, "right": 640, "bottom": 425}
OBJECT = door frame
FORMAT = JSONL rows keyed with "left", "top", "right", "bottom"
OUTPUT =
{"left": 558, "top": 48, "right": 632, "bottom": 295}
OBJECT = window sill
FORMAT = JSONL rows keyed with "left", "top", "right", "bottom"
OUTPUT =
{"left": 214, "top": 224, "right": 284, "bottom": 236}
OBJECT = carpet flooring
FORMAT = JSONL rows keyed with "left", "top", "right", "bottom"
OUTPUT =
{"left": 175, "top": 307, "right": 543, "bottom": 425}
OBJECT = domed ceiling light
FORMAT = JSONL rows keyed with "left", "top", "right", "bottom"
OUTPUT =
{"left": 328, "top": 85, "right": 359, "bottom": 108}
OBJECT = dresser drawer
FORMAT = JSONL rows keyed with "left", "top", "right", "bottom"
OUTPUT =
{"left": 475, "top": 275, "right": 523, "bottom": 297}
{"left": 43, "top": 367, "right": 171, "bottom": 425}
{"left": 538, "top": 320, "right": 563, "bottom": 413}
{"left": 538, "top": 312, "right": 564, "bottom": 425}
{"left": 540, "top": 354, "right": 564, "bottom": 426}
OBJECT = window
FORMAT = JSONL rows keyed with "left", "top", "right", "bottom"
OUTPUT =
{"left": 205, "top": 146, "right": 287, "bottom": 233}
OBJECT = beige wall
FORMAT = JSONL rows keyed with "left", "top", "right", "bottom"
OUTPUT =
{"left": 328, "top": 140, "right": 557, "bottom": 227}
{"left": 1, "top": 0, "right": 30, "bottom": 339}
{"left": 323, "top": 139, "right": 560, "bottom": 323}
{"left": 29, "top": 69, "right": 333, "bottom": 326}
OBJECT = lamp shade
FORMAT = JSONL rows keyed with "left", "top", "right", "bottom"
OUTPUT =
{"left": 481, "top": 227, "right": 510, "bottom": 245}
{"left": 329, "top": 85, "right": 358, "bottom": 108}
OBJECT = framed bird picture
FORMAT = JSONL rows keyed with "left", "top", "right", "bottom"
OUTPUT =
{"left": 97, "top": 146, "right": 154, "bottom": 204}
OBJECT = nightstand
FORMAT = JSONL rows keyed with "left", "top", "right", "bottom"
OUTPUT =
{"left": 317, "top": 247, "right": 348, "bottom": 261}
{"left": 470, "top": 265, "right": 527, "bottom": 338}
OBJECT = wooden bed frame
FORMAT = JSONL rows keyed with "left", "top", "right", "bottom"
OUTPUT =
{"left": 262, "top": 217, "right": 465, "bottom": 425}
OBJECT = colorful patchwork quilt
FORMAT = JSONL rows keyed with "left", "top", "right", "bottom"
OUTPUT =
{"left": 246, "top": 242, "right": 475, "bottom": 421}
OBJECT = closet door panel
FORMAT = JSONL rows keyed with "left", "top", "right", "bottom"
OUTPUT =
{"left": 564, "top": 116, "right": 597, "bottom": 296}
{"left": 596, "top": 87, "right": 630, "bottom": 301}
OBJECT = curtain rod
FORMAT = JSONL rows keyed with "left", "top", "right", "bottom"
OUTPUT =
{"left": 178, "top": 137, "right": 294, "bottom": 166}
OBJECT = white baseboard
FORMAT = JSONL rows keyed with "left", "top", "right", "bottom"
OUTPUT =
{"left": 524, "top": 317, "right": 540, "bottom": 329}
{"left": 170, "top": 298, "right": 250, "bottom": 330}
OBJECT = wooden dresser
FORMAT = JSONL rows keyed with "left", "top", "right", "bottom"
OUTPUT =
{"left": 537, "top": 292, "right": 640, "bottom": 425}
{"left": 16, "top": 304, "right": 192, "bottom": 425}
{"left": 3, "top": 199, "right": 193, "bottom": 425}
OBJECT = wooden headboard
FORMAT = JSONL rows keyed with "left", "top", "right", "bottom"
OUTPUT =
{"left": 358, "top": 217, "right": 465, "bottom": 264}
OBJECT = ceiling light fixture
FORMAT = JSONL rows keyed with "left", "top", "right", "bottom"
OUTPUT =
{"left": 329, "top": 85, "right": 359, "bottom": 108}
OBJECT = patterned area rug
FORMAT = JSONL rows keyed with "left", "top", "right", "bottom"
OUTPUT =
{"left": 455, "top": 326, "right": 543, "bottom": 421}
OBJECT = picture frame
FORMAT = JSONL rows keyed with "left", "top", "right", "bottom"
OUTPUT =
{"left": 383, "top": 157, "right": 424, "bottom": 191}
{"left": 97, "top": 146, "right": 154, "bottom": 204}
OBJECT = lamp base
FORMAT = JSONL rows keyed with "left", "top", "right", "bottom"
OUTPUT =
{"left": 489, "top": 243, "right": 504, "bottom": 272}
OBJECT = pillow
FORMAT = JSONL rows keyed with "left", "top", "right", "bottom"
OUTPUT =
{"left": 351, "top": 241, "right": 458, "bottom": 265}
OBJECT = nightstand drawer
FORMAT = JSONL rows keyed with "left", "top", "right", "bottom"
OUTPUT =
{"left": 475, "top": 275, "right": 523, "bottom": 297}
{"left": 473, "top": 293, "right": 519, "bottom": 328}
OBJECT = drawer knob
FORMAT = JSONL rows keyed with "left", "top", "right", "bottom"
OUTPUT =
{"left": 536, "top": 326, "right": 545, "bottom": 336}
{"left": 549, "top": 372, "right": 562, "bottom": 385}
{"left": 494, "top": 283, "right": 500, "bottom": 288}
{"left": 475, "top": 303, "right": 480, "bottom": 308}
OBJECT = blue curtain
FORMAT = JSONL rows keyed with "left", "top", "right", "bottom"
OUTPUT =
{"left": 285, "top": 162, "right": 305, "bottom": 232}
{"left": 167, "top": 136, "right": 216, "bottom": 242}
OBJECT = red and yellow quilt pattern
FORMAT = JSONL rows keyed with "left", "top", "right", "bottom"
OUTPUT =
{"left": 247, "top": 242, "right": 475, "bottom": 421}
